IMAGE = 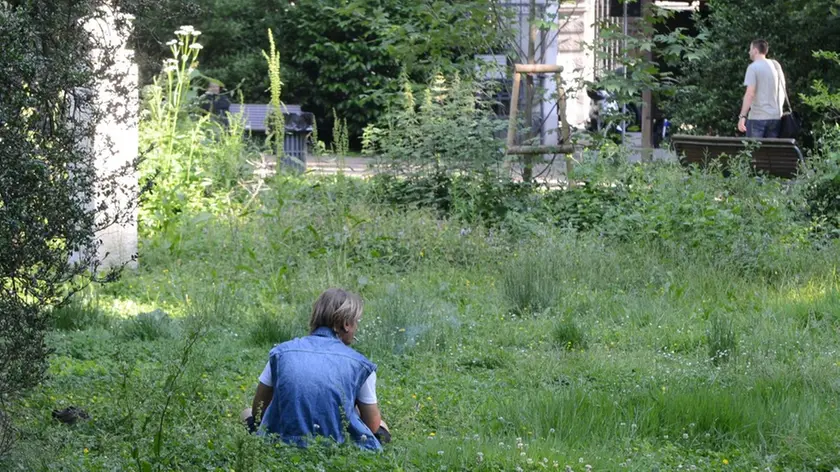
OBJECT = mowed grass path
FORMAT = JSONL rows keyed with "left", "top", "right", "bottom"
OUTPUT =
{"left": 7, "top": 178, "right": 840, "bottom": 471}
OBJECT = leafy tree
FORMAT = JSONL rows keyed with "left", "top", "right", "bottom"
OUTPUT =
{"left": 131, "top": 0, "right": 507, "bottom": 143}
{"left": 666, "top": 0, "right": 840, "bottom": 139}
{"left": 0, "top": 0, "right": 128, "bottom": 454}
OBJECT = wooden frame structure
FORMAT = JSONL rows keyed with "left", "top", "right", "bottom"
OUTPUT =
{"left": 505, "top": 64, "right": 574, "bottom": 156}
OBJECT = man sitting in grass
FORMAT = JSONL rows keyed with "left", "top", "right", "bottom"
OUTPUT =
{"left": 241, "top": 288, "right": 391, "bottom": 450}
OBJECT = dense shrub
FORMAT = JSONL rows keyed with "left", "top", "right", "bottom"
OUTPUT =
{"left": 801, "top": 127, "right": 840, "bottom": 237}
{"left": 0, "top": 1, "right": 126, "bottom": 418}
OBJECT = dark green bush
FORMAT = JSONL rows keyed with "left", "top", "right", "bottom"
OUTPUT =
{"left": 801, "top": 126, "right": 840, "bottom": 237}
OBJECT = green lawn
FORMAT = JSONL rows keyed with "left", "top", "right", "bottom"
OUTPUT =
{"left": 6, "top": 174, "right": 840, "bottom": 471}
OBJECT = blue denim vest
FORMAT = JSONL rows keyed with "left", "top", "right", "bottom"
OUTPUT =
{"left": 259, "top": 326, "right": 381, "bottom": 451}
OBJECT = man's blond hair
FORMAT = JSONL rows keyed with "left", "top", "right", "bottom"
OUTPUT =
{"left": 309, "top": 288, "right": 363, "bottom": 333}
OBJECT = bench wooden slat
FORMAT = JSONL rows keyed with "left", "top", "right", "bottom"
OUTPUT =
{"left": 671, "top": 134, "right": 803, "bottom": 178}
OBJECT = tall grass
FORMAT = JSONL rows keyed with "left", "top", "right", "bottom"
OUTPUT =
{"left": 358, "top": 284, "right": 459, "bottom": 356}
{"left": 11, "top": 162, "right": 840, "bottom": 470}
{"left": 247, "top": 305, "right": 308, "bottom": 347}
{"left": 492, "top": 370, "right": 838, "bottom": 454}
{"left": 501, "top": 246, "right": 563, "bottom": 316}
{"left": 50, "top": 301, "right": 109, "bottom": 331}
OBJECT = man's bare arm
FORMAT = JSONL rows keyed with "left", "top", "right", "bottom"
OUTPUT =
{"left": 251, "top": 382, "right": 274, "bottom": 423}
{"left": 740, "top": 85, "right": 756, "bottom": 118}
{"left": 356, "top": 402, "right": 382, "bottom": 433}
{"left": 738, "top": 85, "right": 756, "bottom": 132}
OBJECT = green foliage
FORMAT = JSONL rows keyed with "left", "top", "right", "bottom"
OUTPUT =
{"left": 801, "top": 50, "right": 840, "bottom": 123}
{"left": 373, "top": 141, "right": 814, "bottom": 277}
{"left": 262, "top": 29, "right": 285, "bottom": 159}
{"left": 666, "top": 0, "right": 840, "bottom": 138}
{"left": 801, "top": 126, "right": 840, "bottom": 236}
{"left": 120, "top": 309, "right": 174, "bottom": 341}
{"left": 798, "top": 53, "right": 840, "bottom": 236}
{"left": 139, "top": 27, "right": 258, "bottom": 237}
{"left": 0, "top": 0, "right": 126, "bottom": 429}
{"left": 364, "top": 71, "right": 506, "bottom": 175}
{"left": 131, "top": 0, "right": 508, "bottom": 142}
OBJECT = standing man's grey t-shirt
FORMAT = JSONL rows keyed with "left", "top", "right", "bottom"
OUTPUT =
{"left": 744, "top": 59, "right": 784, "bottom": 121}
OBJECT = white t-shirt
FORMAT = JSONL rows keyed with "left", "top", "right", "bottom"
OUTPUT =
{"left": 258, "top": 362, "right": 378, "bottom": 405}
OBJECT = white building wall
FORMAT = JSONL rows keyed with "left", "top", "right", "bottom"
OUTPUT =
{"left": 81, "top": 9, "right": 139, "bottom": 269}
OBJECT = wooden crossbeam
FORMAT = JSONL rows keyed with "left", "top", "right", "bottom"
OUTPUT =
{"left": 514, "top": 64, "right": 564, "bottom": 74}
{"left": 507, "top": 145, "right": 575, "bottom": 155}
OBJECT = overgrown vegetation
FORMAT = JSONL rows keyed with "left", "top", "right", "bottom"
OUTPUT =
{"left": 7, "top": 159, "right": 840, "bottom": 469}
{"left": 138, "top": 26, "right": 258, "bottom": 237}
{"left": 7, "top": 2, "right": 840, "bottom": 470}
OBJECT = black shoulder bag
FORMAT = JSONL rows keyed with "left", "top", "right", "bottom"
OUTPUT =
{"left": 773, "top": 60, "right": 801, "bottom": 139}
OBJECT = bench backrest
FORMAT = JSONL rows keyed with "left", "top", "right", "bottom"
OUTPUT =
{"left": 671, "top": 135, "right": 803, "bottom": 178}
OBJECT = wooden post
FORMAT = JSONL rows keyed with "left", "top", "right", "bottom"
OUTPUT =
{"left": 506, "top": 72, "right": 522, "bottom": 150}
{"left": 556, "top": 72, "right": 574, "bottom": 184}
{"left": 640, "top": 0, "right": 653, "bottom": 162}
{"left": 523, "top": 0, "right": 537, "bottom": 182}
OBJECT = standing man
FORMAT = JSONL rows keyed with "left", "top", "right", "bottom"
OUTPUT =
{"left": 737, "top": 39, "right": 786, "bottom": 138}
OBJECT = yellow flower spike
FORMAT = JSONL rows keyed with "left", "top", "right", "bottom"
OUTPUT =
{"left": 83, "top": 448, "right": 89, "bottom": 454}
{"left": 722, "top": 459, "right": 729, "bottom": 465}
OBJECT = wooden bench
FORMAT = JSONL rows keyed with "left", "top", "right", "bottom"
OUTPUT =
{"left": 671, "top": 135, "right": 804, "bottom": 178}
